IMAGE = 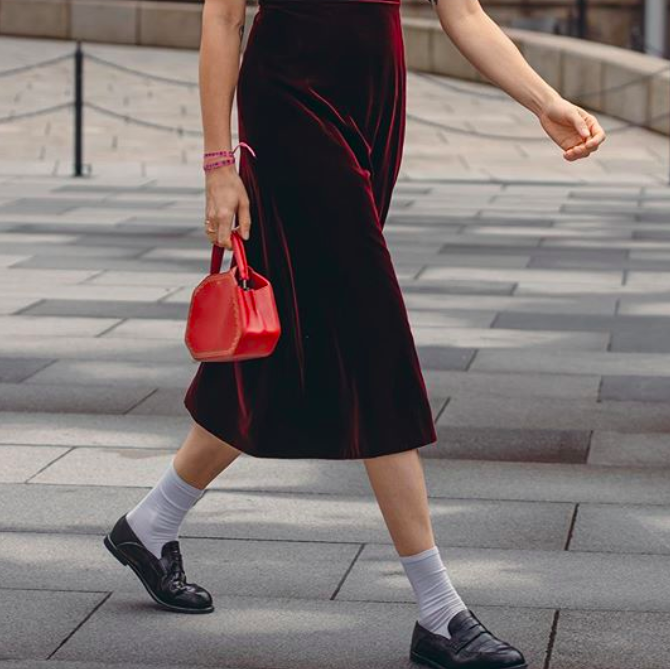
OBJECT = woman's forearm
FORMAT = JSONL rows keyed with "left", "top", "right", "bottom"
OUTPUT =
{"left": 199, "top": 0, "right": 246, "bottom": 152}
{"left": 433, "top": 0, "right": 561, "bottom": 116}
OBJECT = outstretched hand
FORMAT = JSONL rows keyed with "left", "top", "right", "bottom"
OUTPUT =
{"left": 538, "top": 97, "right": 606, "bottom": 161}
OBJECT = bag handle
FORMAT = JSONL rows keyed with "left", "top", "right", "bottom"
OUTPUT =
{"left": 209, "top": 230, "right": 250, "bottom": 288}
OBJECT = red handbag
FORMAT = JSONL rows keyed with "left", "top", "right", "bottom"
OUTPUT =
{"left": 185, "top": 230, "right": 281, "bottom": 362}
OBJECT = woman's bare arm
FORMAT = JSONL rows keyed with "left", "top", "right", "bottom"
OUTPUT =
{"left": 199, "top": 0, "right": 251, "bottom": 249}
{"left": 430, "top": 0, "right": 606, "bottom": 161}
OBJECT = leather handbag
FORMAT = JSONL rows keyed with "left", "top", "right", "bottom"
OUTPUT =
{"left": 185, "top": 230, "right": 281, "bottom": 362}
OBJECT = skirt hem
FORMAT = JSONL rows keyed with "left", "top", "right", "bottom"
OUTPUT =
{"left": 184, "top": 399, "right": 437, "bottom": 461}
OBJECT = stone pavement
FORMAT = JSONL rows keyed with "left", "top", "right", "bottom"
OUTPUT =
{"left": 2, "top": 34, "right": 670, "bottom": 669}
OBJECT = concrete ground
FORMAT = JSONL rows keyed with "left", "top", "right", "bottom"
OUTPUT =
{"left": 1, "top": 35, "right": 670, "bottom": 669}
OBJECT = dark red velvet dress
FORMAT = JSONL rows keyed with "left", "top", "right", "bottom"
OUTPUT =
{"left": 184, "top": 0, "right": 437, "bottom": 459}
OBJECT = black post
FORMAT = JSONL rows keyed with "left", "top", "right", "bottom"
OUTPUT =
{"left": 576, "top": 0, "right": 588, "bottom": 38}
{"left": 74, "top": 41, "right": 84, "bottom": 177}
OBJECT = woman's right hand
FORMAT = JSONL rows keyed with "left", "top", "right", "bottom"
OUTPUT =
{"left": 204, "top": 165, "right": 252, "bottom": 249}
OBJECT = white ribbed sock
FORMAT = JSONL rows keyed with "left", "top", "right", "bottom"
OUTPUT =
{"left": 126, "top": 459, "right": 204, "bottom": 559}
{"left": 400, "top": 545, "right": 468, "bottom": 639}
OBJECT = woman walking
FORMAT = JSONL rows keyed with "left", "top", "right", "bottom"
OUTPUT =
{"left": 104, "top": 0, "right": 605, "bottom": 666}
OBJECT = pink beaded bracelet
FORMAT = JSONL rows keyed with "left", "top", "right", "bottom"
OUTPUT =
{"left": 203, "top": 142, "right": 257, "bottom": 172}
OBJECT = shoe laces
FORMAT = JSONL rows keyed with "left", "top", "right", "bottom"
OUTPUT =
{"left": 162, "top": 541, "right": 187, "bottom": 587}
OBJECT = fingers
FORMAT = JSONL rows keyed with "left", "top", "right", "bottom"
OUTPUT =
{"left": 571, "top": 106, "right": 591, "bottom": 141}
{"left": 563, "top": 110, "right": 607, "bottom": 162}
{"left": 236, "top": 197, "right": 252, "bottom": 241}
{"left": 204, "top": 210, "right": 235, "bottom": 249}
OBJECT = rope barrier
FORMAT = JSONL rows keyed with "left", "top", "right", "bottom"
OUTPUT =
{"left": 84, "top": 102, "right": 203, "bottom": 136}
{"left": 0, "top": 102, "right": 72, "bottom": 125}
{"left": 85, "top": 53, "right": 198, "bottom": 88}
{"left": 406, "top": 108, "right": 670, "bottom": 141}
{"left": 417, "top": 61, "right": 670, "bottom": 103}
{"left": 0, "top": 52, "right": 74, "bottom": 79}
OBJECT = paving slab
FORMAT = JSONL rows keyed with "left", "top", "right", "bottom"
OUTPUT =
{"left": 23, "top": 360, "right": 193, "bottom": 388}
{"left": 27, "top": 447, "right": 670, "bottom": 505}
{"left": 0, "top": 590, "right": 106, "bottom": 661}
{"left": 0, "top": 446, "right": 70, "bottom": 483}
{"left": 587, "top": 431, "right": 670, "bottom": 467}
{"left": 423, "top": 370, "right": 600, "bottom": 400}
{"left": 0, "top": 413, "right": 190, "bottom": 448}
{"left": 600, "top": 375, "right": 670, "bottom": 402}
{"left": 0, "top": 383, "right": 154, "bottom": 414}
{"left": 416, "top": 346, "right": 475, "bottom": 371}
{"left": 0, "top": 532, "right": 359, "bottom": 601}
{"left": 0, "top": 336, "right": 191, "bottom": 363}
{"left": 570, "top": 504, "right": 670, "bottom": 556}
{"left": 51, "top": 593, "right": 552, "bottom": 669}
{"left": 19, "top": 300, "right": 188, "bottom": 321}
{"left": 413, "top": 326, "right": 608, "bottom": 351}
{"left": 471, "top": 349, "right": 670, "bottom": 377}
{"left": 0, "top": 484, "right": 147, "bottom": 534}
{"left": 190, "top": 490, "right": 573, "bottom": 550}
{"left": 337, "top": 543, "right": 670, "bottom": 612}
{"left": 0, "top": 357, "right": 54, "bottom": 383}
{"left": 549, "top": 609, "right": 670, "bottom": 669}
{"left": 438, "top": 396, "right": 670, "bottom": 433}
{"left": 433, "top": 426, "right": 590, "bottom": 463}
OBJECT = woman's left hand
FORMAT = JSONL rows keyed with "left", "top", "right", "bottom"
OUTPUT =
{"left": 538, "top": 97, "right": 606, "bottom": 161}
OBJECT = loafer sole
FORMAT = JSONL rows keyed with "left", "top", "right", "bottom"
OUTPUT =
{"left": 104, "top": 534, "right": 214, "bottom": 615}
{"left": 411, "top": 649, "right": 528, "bottom": 669}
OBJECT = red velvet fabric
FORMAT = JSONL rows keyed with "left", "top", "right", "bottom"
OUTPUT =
{"left": 184, "top": 0, "right": 438, "bottom": 459}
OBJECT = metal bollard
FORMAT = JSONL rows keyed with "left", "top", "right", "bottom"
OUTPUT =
{"left": 73, "top": 42, "right": 84, "bottom": 177}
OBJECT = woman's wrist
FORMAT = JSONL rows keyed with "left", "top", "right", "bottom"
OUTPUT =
{"left": 527, "top": 84, "right": 562, "bottom": 118}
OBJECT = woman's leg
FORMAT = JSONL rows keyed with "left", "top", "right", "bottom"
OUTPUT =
{"left": 364, "top": 448, "right": 467, "bottom": 638}
{"left": 124, "top": 422, "right": 241, "bottom": 558}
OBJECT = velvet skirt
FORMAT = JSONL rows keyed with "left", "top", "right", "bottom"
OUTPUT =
{"left": 183, "top": 0, "right": 438, "bottom": 459}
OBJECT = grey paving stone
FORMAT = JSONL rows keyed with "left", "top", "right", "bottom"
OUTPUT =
{"left": 0, "top": 198, "right": 172, "bottom": 214}
{"left": 24, "top": 360, "right": 193, "bottom": 388}
{"left": 0, "top": 590, "right": 106, "bottom": 660}
{"left": 28, "top": 447, "right": 670, "bottom": 505}
{"left": 414, "top": 326, "right": 608, "bottom": 352}
{"left": 56, "top": 185, "right": 203, "bottom": 196}
{"left": 416, "top": 346, "right": 475, "bottom": 371}
{"left": 433, "top": 426, "right": 590, "bottom": 463}
{"left": 189, "top": 491, "right": 572, "bottom": 550}
{"left": 0, "top": 358, "right": 54, "bottom": 383}
{"left": 401, "top": 281, "right": 517, "bottom": 296}
{"left": 52, "top": 593, "right": 551, "bottom": 669}
{"left": 0, "top": 315, "right": 119, "bottom": 337}
{"left": 600, "top": 375, "right": 670, "bottom": 402}
{"left": 337, "top": 543, "right": 670, "bottom": 611}
{"left": 0, "top": 484, "right": 146, "bottom": 534}
{"left": 423, "top": 370, "right": 600, "bottom": 400}
{"left": 1, "top": 532, "right": 359, "bottom": 600}
{"left": 0, "top": 383, "right": 155, "bottom": 414}
{"left": 570, "top": 504, "right": 670, "bottom": 556}
{"left": 610, "top": 328, "right": 670, "bottom": 353}
{"left": 0, "top": 336, "right": 190, "bottom": 364}
{"left": 19, "top": 299, "right": 188, "bottom": 321}
{"left": 494, "top": 311, "right": 670, "bottom": 335}
{"left": 549, "top": 609, "right": 670, "bottom": 669}
{"left": 0, "top": 446, "right": 69, "bottom": 483}
{"left": 438, "top": 396, "right": 670, "bottom": 433}
{"left": 407, "top": 309, "right": 497, "bottom": 329}
{"left": 471, "top": 349, "right": 670, "bottom": 377}
{"left": 0, "top": 412, "right": 190, "bottom": 448}
{"left": 128, "top": 388, "right": 190, "bottom": 416}
{"left": 12, "top": 256, "right": 205, "bottom": 273}
{"left": 588, "top": 431, "right": 670, "bottom": 467}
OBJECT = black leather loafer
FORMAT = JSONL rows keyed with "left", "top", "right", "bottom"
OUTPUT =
{"left": 104, "top": 514, "right": 214, "bottom": 614}
{"left": 410, "top": 609, "right": 527, "bottom": 669}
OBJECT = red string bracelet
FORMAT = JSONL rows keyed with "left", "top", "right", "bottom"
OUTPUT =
{"left": 203, "top": 142, "right": 257, "bottom": 172}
